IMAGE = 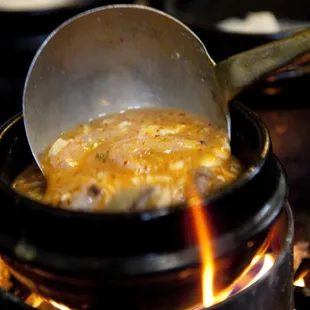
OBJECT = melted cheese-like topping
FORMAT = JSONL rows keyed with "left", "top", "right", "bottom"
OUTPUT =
{"left": 13, "top": 108, "right": 242, "bottom": 212}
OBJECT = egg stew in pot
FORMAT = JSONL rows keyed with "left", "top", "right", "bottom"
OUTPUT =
{"left": 13, "top": 108, "right": 242, "bottom": 212}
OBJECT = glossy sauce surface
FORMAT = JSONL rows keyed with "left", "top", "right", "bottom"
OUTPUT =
{"left": 13, "top": 108, "right": 242, "bottom": 212}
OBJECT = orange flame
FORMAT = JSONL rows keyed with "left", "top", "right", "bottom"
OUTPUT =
{"left": 188, "top": 187, "right": 277, "bottom": 309}
{"left": 48, "top": 300, "right": 72, "bottom": 310}
{"left": 188, "top": 193, "right": 214, "bottom": 307}
{"left": 294, "top": 278, "right": 306, "bottom": 287}
{"left": 25, "top": 293, "right": 72, "bottom": 310}
{"left": 244, "top": 254, "right": 274, "bottom": 289}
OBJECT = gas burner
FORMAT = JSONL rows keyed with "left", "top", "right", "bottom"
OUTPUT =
{"left": 293, "top": 213, "right": 310, "bottom": 288}
{"left": 0, "top": 258, "right": 69, "bottom": 310}
{"left": 0, "top": 206, "right": 294, "bottom": 310}
{"left": 293, "top": 240, "right": 310, "bottom": 309}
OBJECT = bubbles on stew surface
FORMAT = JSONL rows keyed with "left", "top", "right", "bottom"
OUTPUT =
{"left": 13, "top": 108, "right": 243, "bottom": 212}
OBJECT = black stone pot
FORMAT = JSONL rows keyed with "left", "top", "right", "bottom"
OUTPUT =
{"left": 0, "top": 101, "right": 287, "bottom": 308}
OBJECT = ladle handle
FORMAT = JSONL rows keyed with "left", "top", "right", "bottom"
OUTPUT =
{"left": 215, "top": 28, "right": 310, "bottom": 104}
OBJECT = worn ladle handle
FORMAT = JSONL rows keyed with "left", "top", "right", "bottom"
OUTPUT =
{"left": 216, "top": 28, "right": 310, "bottom": 104}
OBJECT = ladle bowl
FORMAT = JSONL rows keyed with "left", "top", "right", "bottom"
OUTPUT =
{"left": 23, "top": 4, "right": 310, "bottom": 170}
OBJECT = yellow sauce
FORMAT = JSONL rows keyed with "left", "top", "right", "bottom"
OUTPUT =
{"left": 13, "top": 108, "right": 242, "bottom": 212}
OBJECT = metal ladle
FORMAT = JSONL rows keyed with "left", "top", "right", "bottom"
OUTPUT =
{"left": 23, "top": 4, "right": 310, "bottom": 171}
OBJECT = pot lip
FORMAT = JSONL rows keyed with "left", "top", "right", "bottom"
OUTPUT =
{"left": 0, "top": 101, "right": 270, "bottom": 221}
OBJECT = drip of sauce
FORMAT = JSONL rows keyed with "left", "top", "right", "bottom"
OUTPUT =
{"left": 13, "top": 108, "right": 242, "bottom": 212}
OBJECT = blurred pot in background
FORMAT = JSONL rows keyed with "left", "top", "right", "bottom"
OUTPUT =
{"left": 0, "top": 0, "right": 133, "bottom": 124}
{"left": 164, "top": 0, "right": 310, "bottom": 30}
{"left": 164, "top": 0, "right": 310, "bottom": 61}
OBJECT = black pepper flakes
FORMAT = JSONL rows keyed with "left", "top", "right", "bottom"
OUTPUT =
{"left": 96, "top": 152, "right": 107, "bottom": 163}
{"left": 88, "top": 184, "right": 101, "bottom": 197}
{"left": 96, "top": 152, "right": 104, "bottom": 160}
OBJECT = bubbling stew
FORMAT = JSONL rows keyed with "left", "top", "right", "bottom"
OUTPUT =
{"left": 13, "top": 108, "right": 242, "bottom": 212}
